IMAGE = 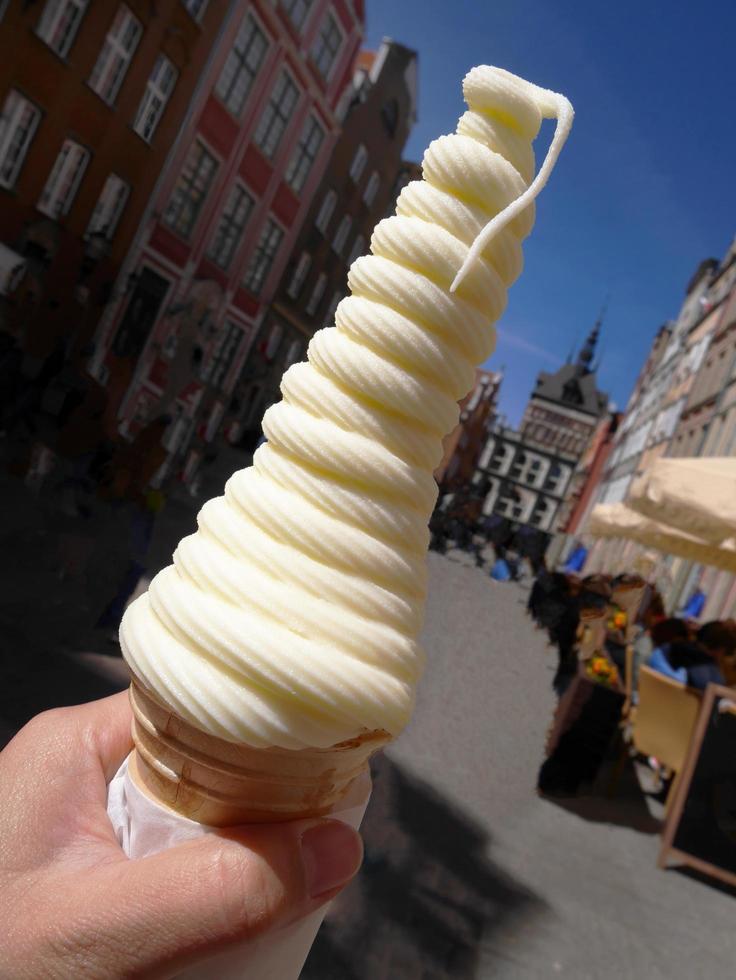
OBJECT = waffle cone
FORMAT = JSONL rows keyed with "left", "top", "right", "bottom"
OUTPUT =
{"left": 128, "top": 676, "right": 390, "bottom": 827}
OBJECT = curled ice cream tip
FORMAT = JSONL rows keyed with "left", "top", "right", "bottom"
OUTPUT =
{"left": 120, "top": 66, "right": 573, "bottom": 750}
{"left": 451, "top": 67, "right": 574, "bottom": 291}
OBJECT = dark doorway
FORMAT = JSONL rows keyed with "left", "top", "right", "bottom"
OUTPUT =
{"left": 112, "top": 267, "right": 169, "bottom": 359}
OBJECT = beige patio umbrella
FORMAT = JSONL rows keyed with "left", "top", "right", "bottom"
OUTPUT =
{"left": 587, "top": 502, "right": 736, "bottom": 573}
{"left": 628, "top": 457, "right": 736, "bottom": 546}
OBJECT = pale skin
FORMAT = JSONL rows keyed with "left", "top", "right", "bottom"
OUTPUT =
{"left": 0, "top": 692, "right": 363, "bottom": 978}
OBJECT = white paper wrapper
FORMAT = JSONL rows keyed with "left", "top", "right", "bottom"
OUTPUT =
{"left": 107, "top": 754, "right": 371, "bottom": 979}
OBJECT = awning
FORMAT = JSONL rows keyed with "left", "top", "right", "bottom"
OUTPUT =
{"left": 629, "top": 456, "right": 736, "bottom": 545}
{"left": 587, "top": 502, "right": 736, "bottom": 573}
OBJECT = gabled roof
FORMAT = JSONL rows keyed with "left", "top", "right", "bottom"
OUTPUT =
{"left": 533, "top": 363, "right": 608, "bottom": 417}
{"left": 355, "top": 50, "right": 376, "bottom": 73}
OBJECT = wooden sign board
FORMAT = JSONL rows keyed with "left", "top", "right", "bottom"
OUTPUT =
{"left": 659, "top": 683, "right": 736, "bottom": 887}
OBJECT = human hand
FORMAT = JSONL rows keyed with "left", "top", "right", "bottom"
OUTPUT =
{"left": 0, "top": 693, "right": 363, "bottom": 978}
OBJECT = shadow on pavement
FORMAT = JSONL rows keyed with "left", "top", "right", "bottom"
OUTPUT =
{"left": 671, "top": 865, "right": 736, "bottom": 900}
{"left": 539, "top": 756, "right": 663, "bottom": 835}
{"left": 303, "top": 754, "right": 547, "bottom": 979}
{"left": 0, "top": 451, "right": 206, "bottom": 747}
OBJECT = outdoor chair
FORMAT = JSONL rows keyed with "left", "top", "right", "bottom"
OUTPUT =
{"left": 630, "top": 666, "right": 702, "bottom": 811}
{"left": 621, "top": 643, "right": 635, "bottom": 719}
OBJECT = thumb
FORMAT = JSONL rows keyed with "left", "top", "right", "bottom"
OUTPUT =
{"left": 96, "top": 818, "right": 362, "bottom": 976}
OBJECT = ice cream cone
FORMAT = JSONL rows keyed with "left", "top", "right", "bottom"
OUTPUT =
{"left": 128, "top": 676, "right": 390, "bottom": 827}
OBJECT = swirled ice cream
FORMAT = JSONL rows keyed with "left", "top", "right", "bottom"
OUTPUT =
{"left": 121, "top": 66, "right": 573, "bottom": 749}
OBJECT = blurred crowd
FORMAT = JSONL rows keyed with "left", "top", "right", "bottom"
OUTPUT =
{"left": 429, "top": 483, "right": 547, "bottom": 578}
{"left": 527, "top": 566, "right": 736, "bottom": 699}
{"left": 0, "top": 331, "right": 188, "bottom": 641}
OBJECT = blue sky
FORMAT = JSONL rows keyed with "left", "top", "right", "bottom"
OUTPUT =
{"left": 365, "top": 0, "right": 736, "bottom": 425}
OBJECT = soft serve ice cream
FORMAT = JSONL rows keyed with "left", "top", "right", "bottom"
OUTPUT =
{"left": 120, "top": 66, "right": 573, "bottom": 751}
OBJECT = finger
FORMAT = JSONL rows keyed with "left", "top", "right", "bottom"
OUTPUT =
{"left": 4, "top": 691, "right": 133, "bottom": 785}
{"left": 71, "top": 690, "right": 134, "bottom": 783}
{"left": 89, "top": 818, "right": 363, "bottom": 975}
{"left": 0, "top": 692, "right": 133, "bottom": 866}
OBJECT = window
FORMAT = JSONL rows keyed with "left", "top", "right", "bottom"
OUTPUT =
{"left": 37, "top": 139, "right": 89, "bottom": 219}
{"left": 243, "top": 218, "right": 283, "bottom": 294}
{"left": 263, "top": 322, "right": 283, "bottom": 361}
{"left": 133, "top": 55, "right": 178, "bottom": 142}
{"left": 284, "top": 338, "right": 304, "bottom": 368}
{"left": 163, "top": 140, "right": 218, "bottom": 238}
{"left": 363, "top": 170, "right": 379, "bottom": 208}
{"left": 346, "top": 234, "right": 365, "bottom": 267}
{"left": 203, "top": 320, "right": 243, "bottom": 390}
{"left": 88, "top": 5, "right": 141, "bottom": 105}
{"left": 0, "top": 91, "right": 41, "bottom": 189}
{"left": 381, "top": 99, "right": 399, "bottom": 137}
{"left": 324, "top": 291, "right": 341, "bottom": 327}
{"left": 215, "top": 13, "right": 268, "bottom": 117}
{"left": 112, "top": 267, "right": 169, "bottom": 359}
{"left": 36, "top": 0, "right": 87, "bottom": 58}
{"left": 305, "top": 273, "right": 326, "bottom": 316}
{"left": 332, "top": 215, "right": 352, "bottom": 255}
{"left": 182, "top": 0, "right": 208, "bottom": 20}
{"left": 544, "top": 463, "right": 562, "bottom": 493}
{"left": 530, "top": 498, "right": 550, "bottom": 528}
{"left": 311, "top": 12, "right": 342, "bottom": 78}
{"left": 86, "top": 173, "right": 129, "bottom": 239}
{"left": 281, "top": 0, "right": 312, "bottom": 30}
{"left": 285, "top": 115, "right": 324, "bottom": 193}
{"left": 315, "top": 188, "right": 336, "bottom": 233}
{"left": 254, "top": 71, "right": 299, "bottom": 159}
{"left": 286, "top": 252, "right": 311, "bottom": 299}
{"left": 349, "top": 144, "right": 367, "bottom": 183}
{"left": 208, "top": 182, "right": 254, "bottom": 268}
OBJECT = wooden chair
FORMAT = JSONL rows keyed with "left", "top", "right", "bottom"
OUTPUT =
{"left": 631, "top": 667, "right": 703, "bottom": 811}
{"left": 621, "top": 644, "right": 635, "bottom": 718}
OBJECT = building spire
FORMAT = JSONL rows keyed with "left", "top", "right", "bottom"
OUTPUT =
{"left": 576, "top": 297, "right": 607, "bottom": 374}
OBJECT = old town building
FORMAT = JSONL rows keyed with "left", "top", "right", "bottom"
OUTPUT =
{"left": 559, "top": 411, "right": 621, "bottom": 536}
{"left": 0, "top": 0, "right": 228, "bottom": 408}
{"left": 473, "top": 322, "right": 608, "bottom": 534}
{"left": 669, "top": 240, "right": 736, "bottom": 461}
{"left": 592, "top": 258, "right": 719, "bottom": 509}
{"left": 656, "top": 242, "right": 736, "bottom": 615}
{"left": 91, "top": 0, "right": 364, "bottom": 485}
{"left": 579, "top": 242, "right": 736, "bottom": 614}
{"left": 235, "top": 36, "right": 418, "bottom": 440}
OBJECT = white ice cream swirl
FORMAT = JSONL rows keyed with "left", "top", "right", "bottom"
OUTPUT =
{"left": 120, "top": 66, "right": 573, "bottom": 748}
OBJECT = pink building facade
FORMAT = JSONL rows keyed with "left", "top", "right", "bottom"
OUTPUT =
{"left": 92, "top": 0, "right": 363, "bottom": 485}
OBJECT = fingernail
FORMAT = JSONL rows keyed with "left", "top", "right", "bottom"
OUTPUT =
{"left": 300, "top": 821, "right": 363, "bottom": 898}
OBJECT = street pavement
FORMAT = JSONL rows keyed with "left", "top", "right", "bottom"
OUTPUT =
{"left": 3, "top": 464, "right": 736, "bottom": 977}
{"left": 304, "top": 553, "right": 736, "bottom": 979}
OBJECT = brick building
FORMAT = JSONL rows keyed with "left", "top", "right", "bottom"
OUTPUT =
{"left": 558, "top": 411, "right": 621, "bottom": 536}
{"left": 236, "top": 36, "right": 418, "bottom": 439}
{"left": 91, "top": 0, "right": 364, "bottom": 485}
{"left": 0, "top": 0, "right": 227, "bottom": 395}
